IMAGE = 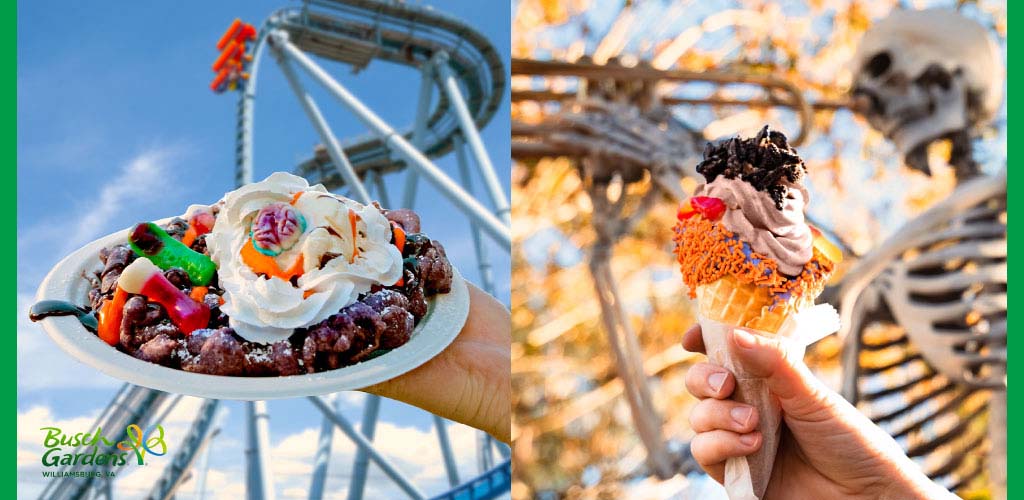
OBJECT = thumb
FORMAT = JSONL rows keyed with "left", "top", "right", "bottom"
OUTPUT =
{"left": 728, "top": 328, "right": 834, "bottom": 420}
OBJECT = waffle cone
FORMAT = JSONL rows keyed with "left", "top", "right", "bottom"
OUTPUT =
{"left": 695, "top": 275, "right": 818, "bottom": 334}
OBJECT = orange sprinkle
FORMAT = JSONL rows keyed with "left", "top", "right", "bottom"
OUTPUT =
{"left": 303, "top": 289, "right": 316, "bottom": 299}
{"left": 348, "top": 209, "right": 360, "bottom": 263}
{"left": 672, "top": 215, "right": 834, "bottom": 301}
{"left": 290, "top": 191, "right": 304, "bottom": 205}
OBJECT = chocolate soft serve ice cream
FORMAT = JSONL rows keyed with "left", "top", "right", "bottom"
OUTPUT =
{"left": 693, "top": 176, "right": 812, "bottom": 275}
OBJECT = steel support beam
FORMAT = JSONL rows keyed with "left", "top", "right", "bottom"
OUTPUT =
{"left": 433, "top": 415, "right": 460, "bottom": 487}
{"left": 236, "top": 30, "right": 268, "bottom": 187}
{"left": 477, "top": 432, "right": 494, "bottom": 474}
{"left": 346, "top": 394, "right": 382, "bottom": 500}
{"left": 245, "top": 401, "right": 276, "bottom": 500}
{"left": 434, "top": 52, "right": 511, "bottom": 226}
{"left": 309, "top": 395, "right": 338, "bottom": 500}
{"left": 366, "top": 169, "right": 392, "bottom": 208}
{"left": 308, "top": 396, "right": 426, "bottom": 500}
{"left": 144, "top": 400, "right": 220, "bottom": 500}
{"left": 494, "top": 440, "right": 511, "bottom": 460}
{"left": 271, "top": 44, "right": 372, "bottom": 204}
{"left": 453, "top": 135, "right": 495, "bottom": 295}
{"left": 193, "top": 428, "right": 216, "bottom": 500}
{"left": 268, "top": 30, "right": 510, "bottom": 249}
{"left": 403, "top": 62, "right": 435, "bottom": 209}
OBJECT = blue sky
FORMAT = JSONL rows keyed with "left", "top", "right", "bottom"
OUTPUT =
{"left": 18, "top": 1, "right": 510, "bottom": 497}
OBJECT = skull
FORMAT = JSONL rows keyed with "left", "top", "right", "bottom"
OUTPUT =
{"left": 851, "top": 9, "right": 1003, "bottom": 177}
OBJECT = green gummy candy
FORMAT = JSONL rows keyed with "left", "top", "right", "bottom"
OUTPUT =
{"left": 128, "top": 222, "right": 217, "bottom": 286}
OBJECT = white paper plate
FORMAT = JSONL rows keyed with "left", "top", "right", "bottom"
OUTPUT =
{"left": 33, "top": 219, "right": 470, "bottom": 400}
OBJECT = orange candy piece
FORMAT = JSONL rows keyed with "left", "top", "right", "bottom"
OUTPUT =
{"left": 189, "top": 286, "right": 209, "bottom": 303}
{"left": 809, "top": 226, "right": 844, "bottom": 264}
{"left": 240, "top": 241, "right": 305, "bottom": 281}
{"left": 98, "top": 287, "right": 129, "bottom": 346}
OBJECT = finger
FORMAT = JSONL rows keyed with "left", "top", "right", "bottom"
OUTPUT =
{"left": 729, "top": 328, "right": 831, "bottom": 418}
{"left": 689, "top": 399, "right": 759, "bottom": 434}
{"left": 685, "top": 363, "right": 735, "bottom": 400}
{"left": 690, "top": 430, "right": 762, "bottom": 482}
{"left": 682, "top": 324, "right": 704, "bottom": 353}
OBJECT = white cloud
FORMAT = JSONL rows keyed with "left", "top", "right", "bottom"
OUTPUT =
{"left": 18, "top": 145, "right": 186, "bottom": 291}
{"left": 68, "top": 147, "right": 179, "bottom": 250}
{"left": 20, "top": 145, "right": 183, "bottom": 258}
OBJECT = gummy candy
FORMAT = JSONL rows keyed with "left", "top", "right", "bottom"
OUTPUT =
{"left": 129, "top": 222, "right": 217, "bottom": 286}
{"left": 183, "top": 209, "right": 216, "bottom": 247}
{"left": 97, "top": 287, "right": 128, "bottom": 346}
{"left": 677, "top": 200, "right": 697, "bottom": 220}
{"left": 690, "top": 196, "right": 727, "bottom": 220}
{"left": 118, "top": 257, "right": 210, "bottom": 334}
{"left": 250, "top": 203, "right": 306, "bottom": 256}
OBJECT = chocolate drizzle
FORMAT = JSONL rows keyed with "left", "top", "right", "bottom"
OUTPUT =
{"left": 29, "top": 300, "right": 99, "bottom": 333}
{"left": 695, "top": 125, "right": 806, "bottom": 210}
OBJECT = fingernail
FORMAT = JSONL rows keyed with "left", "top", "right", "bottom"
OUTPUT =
{"left": 732, "top": 328, "right": 757, "bottom": 349}
{"left": 731, "top": 406, "right": 752, "bottom": 426}
{"left": 739, "top": 433, "right": 759, "bottom": 447}
{"left": 708, "top": 372, "right": 727, "bottom": 393}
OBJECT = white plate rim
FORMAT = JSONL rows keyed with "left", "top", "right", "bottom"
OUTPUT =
{"left": 33, "top": 218, "right": 470, "bottom": 400}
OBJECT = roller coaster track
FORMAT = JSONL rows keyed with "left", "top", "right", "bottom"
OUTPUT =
{"left": 238, "top": 0, "right": 507, "bottom": 190}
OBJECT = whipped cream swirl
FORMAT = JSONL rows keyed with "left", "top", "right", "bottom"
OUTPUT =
{"left": 207, "top": 172, "right": 403, "bottom": 343}
{"left": 695, "top": 176, "right": 813, "bottom": 275}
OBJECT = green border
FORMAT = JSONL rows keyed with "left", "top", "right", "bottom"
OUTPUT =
{"left": 9, "top": 0, "right": 17, "bottom": 496}
{"left": 1008, "top": 1, "right": 1015, "bottom": 496}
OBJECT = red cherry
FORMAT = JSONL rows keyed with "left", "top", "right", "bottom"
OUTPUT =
{"left": 677, "top": 201, "right": 697, "bottom": 220}
{"left": 690, "top": 196, "right": 726, "bottom": 220}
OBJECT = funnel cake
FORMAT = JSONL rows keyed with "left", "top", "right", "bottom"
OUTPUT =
{"left": 69, "top": 173, "right": 453, "bottom": 377}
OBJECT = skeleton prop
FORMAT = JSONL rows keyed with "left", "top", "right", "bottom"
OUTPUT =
{"left": 843, "top": 8, "right": 1006, "bottom": 497}
{"left": 850, "top": 8, "right": 1002, "bottom": 178}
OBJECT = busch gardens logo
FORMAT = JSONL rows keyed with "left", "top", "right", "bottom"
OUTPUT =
{"left": 41, "top": 424, "right": 168, "bottom": 468}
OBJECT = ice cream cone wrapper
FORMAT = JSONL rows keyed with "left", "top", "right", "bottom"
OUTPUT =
{"left": 699, "top": 316, "right": 783, "bottom": 500}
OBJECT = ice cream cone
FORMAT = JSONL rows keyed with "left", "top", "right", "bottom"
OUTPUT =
{"left": 673, "top": 126, "right": 842, "bottom": 498}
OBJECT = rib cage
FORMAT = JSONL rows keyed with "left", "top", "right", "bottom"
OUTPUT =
{"left": 841, "top": 171, "right": 1006, "bottom": 493}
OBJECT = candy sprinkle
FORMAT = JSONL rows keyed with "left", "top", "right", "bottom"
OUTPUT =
{"left": 673, "top": 215, "right": 834, "bottom": 301}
